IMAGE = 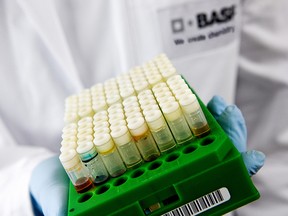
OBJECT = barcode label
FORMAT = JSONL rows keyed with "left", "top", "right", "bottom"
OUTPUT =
{"left": 163, "top": 187, "right": 230, "bottom": 216}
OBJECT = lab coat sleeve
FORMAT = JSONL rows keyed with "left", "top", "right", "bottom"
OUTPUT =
{"left": 236, "top": 0, "right": 288, "bottom": 215}
{"left": 0, "top": 118, "right": 54, "bottom": 216}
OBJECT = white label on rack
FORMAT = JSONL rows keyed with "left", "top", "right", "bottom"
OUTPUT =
{"left": 162, "top": 187, "right": 231, "bottom": 216}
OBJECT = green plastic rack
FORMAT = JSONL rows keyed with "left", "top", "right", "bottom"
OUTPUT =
{"left": 67, "top": 85, "right": 260, "bottom": 216}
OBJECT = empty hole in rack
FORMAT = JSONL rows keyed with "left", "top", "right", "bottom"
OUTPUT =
{"left": 95, "top": 184, "right": 110, "bottom": 195}
{"left": 165, "top": 153, "right": 180, "bottom": 162}
{"left": 113, "top": 176, "right": 128, "bottom": 186}
{"left": 69, "top": 208, "right": 75, "bottom": 212}
{"left": 201, "top": 136, "right": 215, "bottom": 146}
{"left": 183, "top": 146, "right": 197, "bottom": 154}
{"left": 131, "top": 169, "right": 145, "bottom": 178}
{"left": 78, "top": 192, "right": 93, "bottom": 203}
{"left": 148, "top": 161, "right": 162, "bottom": 170}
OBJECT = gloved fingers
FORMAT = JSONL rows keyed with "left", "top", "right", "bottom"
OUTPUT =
{"left": 216, "top": 105, "right": 247, "bottom": 152}
{"left": 207, "top": 96, "right": 265, "bottom": 176}
{"left": 29, "top": 156, "right": 69, "bottom": 216}
{"left": 241, "top": 150, "right": 265, "bottom": 176}
{"left": 207, "top": 95, "right": 228, "bottom": 120}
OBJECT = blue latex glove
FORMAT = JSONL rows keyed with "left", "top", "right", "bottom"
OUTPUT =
{"left": 29, "top": 155, "right": 69, "bottom": 216}
{"left": 207, "top": 95, "right": 265, "bottom": 176}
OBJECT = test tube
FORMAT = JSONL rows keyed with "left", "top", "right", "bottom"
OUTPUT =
{"left": 106, "top": 94, "right": 122, "bottom": 106}
{"left": 166, "top": 74, "right": 183, "bottom": 86}
{"left": 109, "top": 119, "right": 127, "bottom": 131}
{"left": 93, "top": 121, "right": 110, "bottom": 131}
{"left": 140, "top": 102, "right": 159, "bottom": 113}
{"left": 124, "top": 105, "right": 141, "bottom": 115}
{"left": 120, "top": 87, "right": 136, "bottom": 99}
{"left": 61, "top": 140, "right": 77, "bottom": 151}
{"left": 77, "top": 135, "right": 94, "bottom": 146}
{"left": 161, "top": 101, "right": 193, "bottom": 144}
{"left": 93, "top": 127, "right": 111, "bottom": 136}
{"left": 111, "top": 125, "right": 143, "bottom": 169}
{"left": 92, "top": 99, "right": 107, "bottom": 112}
{"left": 147, "top": 74, "right": 163, "bottom": 86}
{"left": 173, "top": 87, "right": 192, "bottom": 101}
{"left": 123, "top": 96, "right": 138, "bottom": 107}
{"left": 59, "top": 149, "right": 94, "bottom": 193}
{"left": 78, "top": 116, "right": 93, "bottom": 127}
{"left": 160, "top": 66, "right": 177, "bottom": 80}
{"left": 77, "top": 128, "right": 94, "bottom": 141}
{"left": 137, "top": 89, "right": 153, "bottom": 99}
{"left": 76, "top": 142, "right": 109, "bottom": 184}
{"left": 179, "top": 94, "right": 210, "bottom": 137}
{"left": 108, "top": 103, "right": 123, "bottom": 112}
{"left": 94, "top": 133, "right": 126, "bottom": 177}
{"left": 108, "top": 112, "right": 125, "bottom": 122}
{"left": 62, "top": 123, "right": 77, "bottom": 134}
{"left": 127, "top": 117, "right": 160, "bottom": 161}
{"left": 144, "top": 109, "right": 176, "bottom": 153}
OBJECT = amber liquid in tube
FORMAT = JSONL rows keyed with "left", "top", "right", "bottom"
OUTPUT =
{"left": 132, "top": 131, "right": 160, "bottom": 161}
{"left": 75, "top": 177, "right": 94, "bottom": 193}
{"left": 179, "top": 94, "right": 210, "bottom": 138}
{"left": 191, "top": 122, "right": 210, "bottom": 138}
{"left": 128, "top": 117, "right": 160, "bottom": 162}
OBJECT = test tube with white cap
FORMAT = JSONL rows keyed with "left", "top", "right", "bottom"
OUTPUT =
{"left": 161, "top": 101, "right": 193, "bottom": 144}
{"left": 166, "top": 74, "right": 183, "bottom": 86}
{"left": 144, "top": 109, "right": 176, "bottom": 153}
{"left": 120, "top": 87, "right": 136, "bottom": 99}
{"left": 133, "top": 79, "right": 149, "bottom": 93}
{"left": 76, "top": 142, "right": 109, "bottom": 184}
{"left": 92, "top": 99, "right": 107, "bottom": 112}
{"left": 124, "top": 105, "right": 141, "bottom": 115}
{"left": 123, "top": 96, "right": 139, "bottom": 108}
{"left": 140, "top": 103, "right": 159, "bottom": 113}
{"left": 111, "top": 125, "right": 143, "bottom": 169}
{"left": 77, "top": 135, "right": 94, "bottom": 147}
{"left": 77, "top": 127, "right": 94, "bottom": 139}
{"left": 109, "top": 119, "right": 127, "bottom": 130}
{"left": 179, "top": 94, "right": 210, "bottom": 137}
{"left": 62, "top": 127, "right": 77, "bottom": 140}
{"left": 94, "top": 133, "right": 126, "bottom": 177}
{"left": 127, "top": 117, "right": 160, "bottom": 161}
{"left": 106, "top": 94, "right": 122, "bottom": 106}
{"left": 78, "top": 116, "right": 93, "bottom": 127}
{"left": 59, "top": 149, "right": 94, "bottom": 193}
{"left": 62, "top": 122, "right": 78, "bottom": 132}
{"left": 60, "top": 140, "right": 77, "bottom": 151}
{"left": 147, "top": 74, "right": 163, "bottom": 86}
{"left": 108, "top": 112, "right": 125, "bottom": 123}
{"left": 93, "top": 110, "right": 108, "bottom": 122}
{"left": 93, "top": 128, "right": 110, "bottom": 137}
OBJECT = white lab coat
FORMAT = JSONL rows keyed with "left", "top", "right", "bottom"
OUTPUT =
{"left": 0, "top": 0, "right": 287, "bottom": 215}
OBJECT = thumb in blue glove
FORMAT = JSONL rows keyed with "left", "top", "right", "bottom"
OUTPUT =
{"left": 207, "top": 95, "right": 265, "bottom": 176}
{"left": 29, "top": 155, "right": 69, "bottom": 216}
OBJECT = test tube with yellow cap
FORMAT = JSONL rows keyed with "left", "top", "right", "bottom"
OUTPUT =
{"left": 93, "top": 133, "right": 126, "bottom": 177}
{"left": 59, "top": 149, "right": 94, "bottom": 193}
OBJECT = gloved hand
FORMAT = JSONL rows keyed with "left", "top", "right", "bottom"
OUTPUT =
{"left": 207, "top": 95, "right": 265, "bottom": 176}
{"left": 29, "top": 155, "right": 69, "bottom": 216}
